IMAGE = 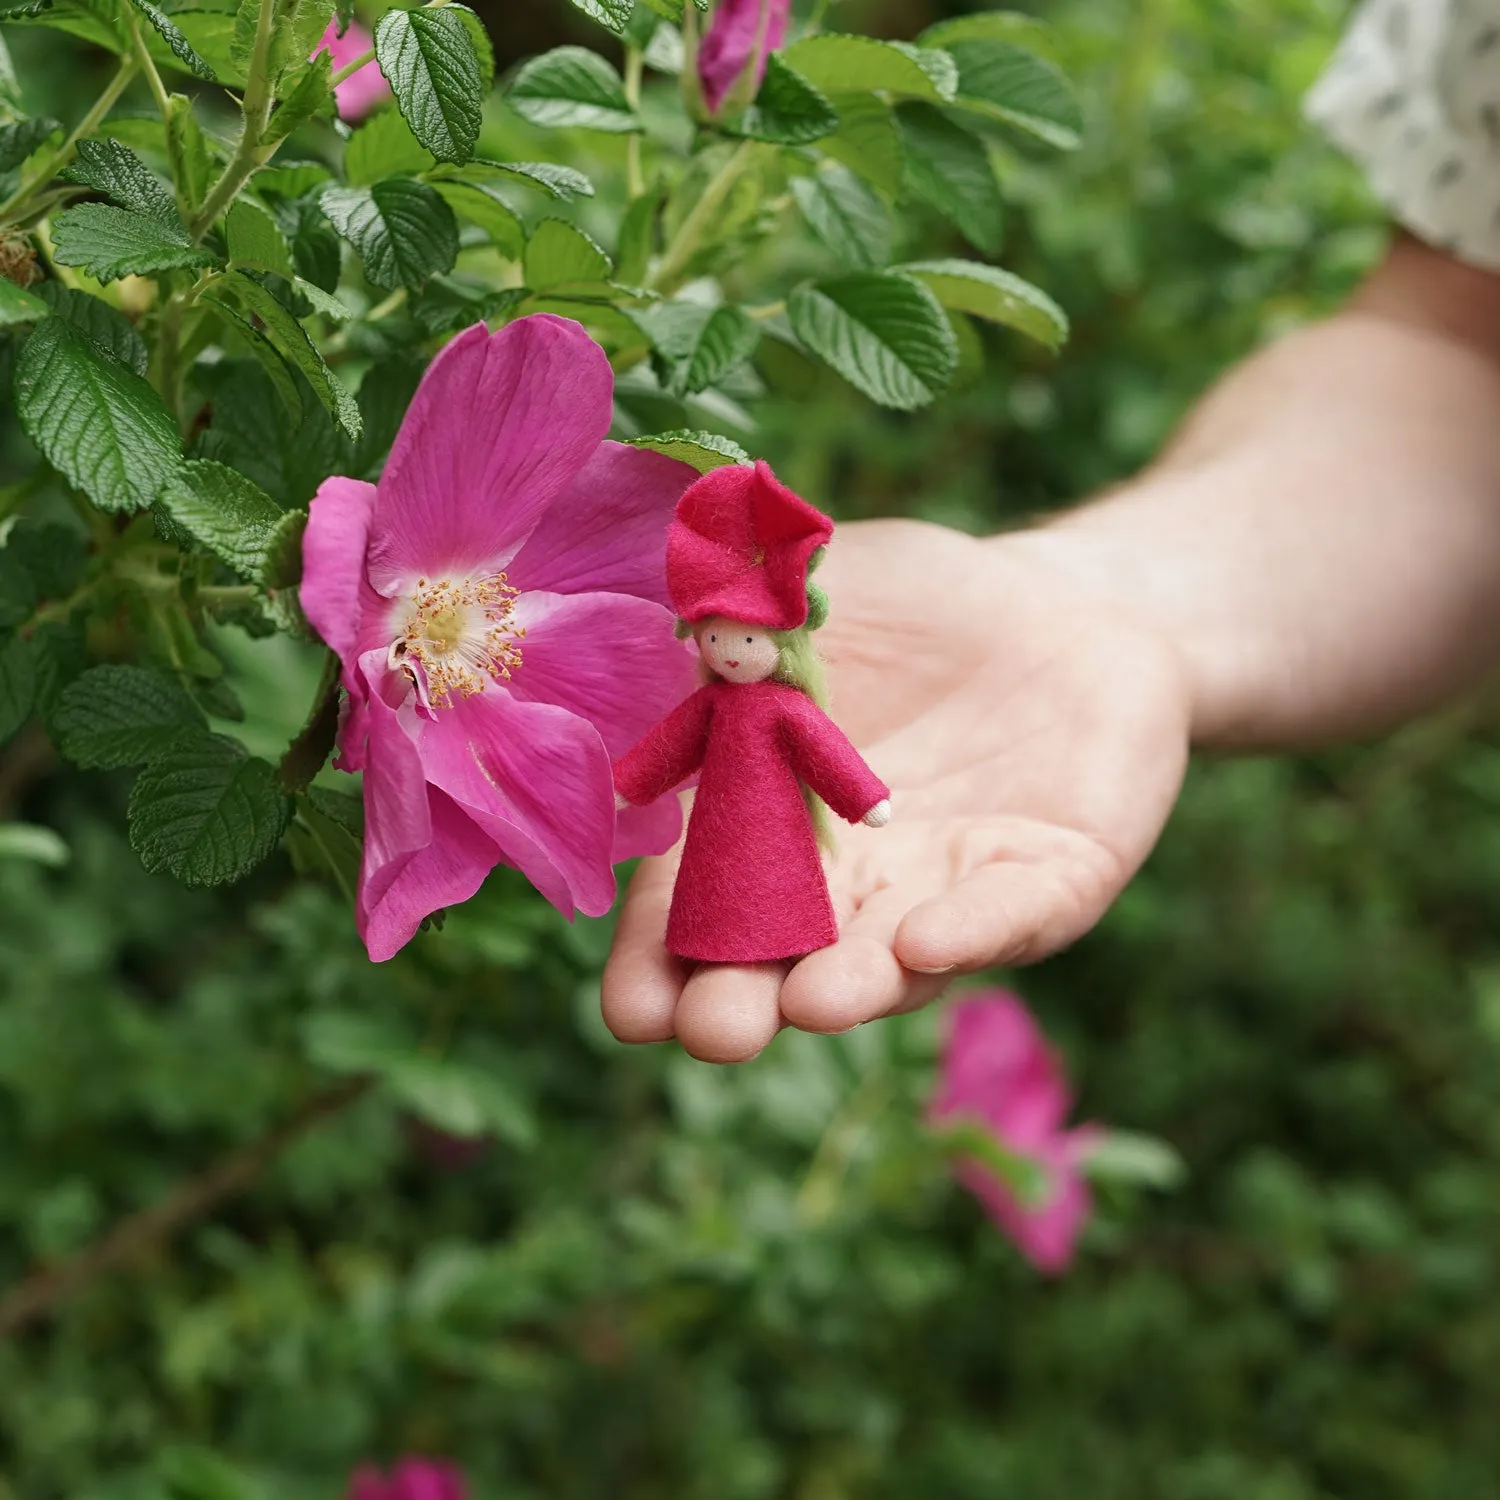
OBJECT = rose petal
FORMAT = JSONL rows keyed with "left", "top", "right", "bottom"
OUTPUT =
{"left": 508, "top": 441, "right": 696, "bottom": 606}
{"left": 368, "top": 318, "right": 614, "bottom": 595}
{"left": 613, "top": 795, "right": 684, "bottom": 863}
{"left": 302, "top": 476, "right": 379, "bottom": 663}
{"left": 417, "top": 687, "right": 617, "bottom": 917}
{"left": 508, "top": 590, "right": 699, "bottom": 758}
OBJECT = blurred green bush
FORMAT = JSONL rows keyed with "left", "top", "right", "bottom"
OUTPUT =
{"left": 9, "top": 2, "right": 1500, "bottom": 1498}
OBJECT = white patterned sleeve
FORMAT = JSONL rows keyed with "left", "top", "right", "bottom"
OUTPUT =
{"left": 1305, "top": 0, "right": 1500, "bottom": 270}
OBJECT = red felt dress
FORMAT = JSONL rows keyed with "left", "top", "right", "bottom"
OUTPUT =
{"left": 613, "top": 679, "right": 889, "bottom": 963}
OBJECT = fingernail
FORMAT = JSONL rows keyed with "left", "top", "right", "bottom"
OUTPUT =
{"left": 908, "top": 963, "right": 955, "bottom": 975}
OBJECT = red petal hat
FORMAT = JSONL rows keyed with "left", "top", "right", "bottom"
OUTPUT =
{"left": 666, "top": 460, "right": 833, "bottom": 629}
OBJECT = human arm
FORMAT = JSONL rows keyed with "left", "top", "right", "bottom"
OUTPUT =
{"left": 612, "top": 685, "right": 713, "bottom": 808}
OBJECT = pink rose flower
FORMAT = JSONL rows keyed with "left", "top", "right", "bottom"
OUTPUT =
{"left": 313, "top": 18, "right": 391, "bottom": 123}
{"left": 345, "top": 1457, "right": 467, "bottom": 1500}
{"left": 698, "top": 0, "right": 791, "bottom": 114}
{"left": 930, "top": 991, "right": 1100, "bottom": 1275}
{"left": 301, "top": 316, "right": 699, "bottom": 961}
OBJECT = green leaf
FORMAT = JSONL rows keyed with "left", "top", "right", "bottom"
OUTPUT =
{"left": 166, "top": 9, "right": 243, "bottom": 85}
{"left": 523, "top": 217, "right": 612, "bottom": 290}
{"left": 616, "top": 179, "right": 663, "bottom": 285}
{"left": 232, "top": 0, "right": 329, "bottom": 85}
{"left": 260, "top": 507, "right": 307, "bottom": 592}
{"left": 350, "top": 355, "right": 423, "bottom": 478}
{"left": 622, "top": 429, "right": 750, "bottom": 472}
{"left": 50, "top": 203, "right": 218, "bottom": 282}
{"left": 433, "top": 181, "right": 523, "bottom": 258}
{"left": 35, "top": 282, "right": 148, "bottom": 373}
{"left": 61, "top": 136, "right": 178, "bottom": 221}
{"left": 0, "top": 30, "right": 20, "bottom": 109}
{"left": 0, "top": 277, "right": 49, "bottom": 326}
{"left": 157, "top": 459, "right": 287, "bottom": 584}
{"left": 127, "top": 0, "right": 216, "bottom": 79}
{"left": 344, "top": 106, "right": 436, "bottom": 187}
{"left": 895, "top": 102, "right": 1004, "bottom": 256}
{"left": 725, "top": 54, "right": 838, "bottom": 146}
{"left": 15, "top": 319, "right": 182, "bottom": 514}
{"left": 634, "top": 301, "right": 759, "bottom": 397}
{"left": 3, "top": 520, "right": 87, "bottom": 604}
{"left": 225, "top": 197, "right": 295, "bottom": 277}
{"left": 0, "top": 115, "right": 60, "bottom": 173}
{"left": 506, "top": 45, "right": 640, "bottom": 134}
{"left": 788, "top": 270, "right": 957, "bottom": 410}
{"left": 320, "top": 178, "right": 458, "bottom": 291}
{"left": 462, "top": 159, "right": 595, "bottom": 201}
{"left": 293, "top": 278, "right": 353, "bottom": 321}
{"left": 0, "top": 635, "right": 37, "bottom": 745}
{"left": 944, "top": 39, "right": 1082, "bottom": 150}
{"left": 897, "top": 258, "right": 1068, "bottom": 349}
{"left": 375, "top": 5, "right": 484, "bottom": 165}
{"left": 262, "top": 50, "right": 334, "bottom": 144}
{"left": 932, "top": 1120, "right": 1051, "bottom": 1208}
{"left": 792, "top": 164, "right": 892, "bottom": 270}
{"left": 52, "top": 664, "right": 207, "bottom": 769}
{"left": 567, "top": 0, "right": 631, "bottom": 33}
{"left": 200, "top": 288, "right": 306, "bottom": 420}
{"left": 917, "top": 10, "right": 1062, "bottom": 63}
{"left": 781, "top": 33, "right": 956, "bottom": 103}
{"left": 385, "top": 1056, "right": 537, "bottom": 1146}
{"left": 1079, "top": 1129, "right": 1187, "bottom": 1191}
{"left": 0, "top": 822, "right": 68, "bottom": 866}
{"left": 265, "top": 188, "right": 342, "bottom": 290}
{"left": 451, "top": 4, "right": 493, "bottom": 92}
{"left": 820, "top": 91, "right": 903, "bottom": 200}
{"left": 129, "top": 733, "right": 291, "bottom": 886}
{"left": 201, "top": 273, "right": 362, "bottom": 440}
{"left": 165, "top": 93, "right": 215, "bottom": 212}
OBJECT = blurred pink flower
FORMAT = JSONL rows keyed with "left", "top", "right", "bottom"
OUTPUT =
{"left": 345, "top": 1457, "right": 468, "bottom": 1500}
{"left": 301, "top": 316, "right": 698, "bottom": 961}
{"left": 930, "top": 991, "right": 1100, "bottom": 1275}
{"left": 698, "top": 0, "right": 791, "bottom": 114}
{"left": 313, "top": 18, "right": 391, "bottom": 122}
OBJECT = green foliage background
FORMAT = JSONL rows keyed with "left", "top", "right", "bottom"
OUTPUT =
{"left": 8, "top": 1, "right": 1500, "bottom": 1498}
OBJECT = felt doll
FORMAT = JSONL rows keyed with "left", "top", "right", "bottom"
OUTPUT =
{"left": 612, "top": 460, "right": 892, "bottom": 965}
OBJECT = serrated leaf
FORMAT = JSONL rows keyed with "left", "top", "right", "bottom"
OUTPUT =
{"left": 129, "top": 733, "right": 291, "bottom": 886}
{"left": 917, "top": 10, "right": 1061, "bottom": 63}
{"left": 203, "top": 272, "right": 362, "bottom": 441}
{"left": 567, "top": 0, "right": 631, "bottom": 32}
{"left": 52, "top": 663, "right": 207, "bottom": 768}
{"left": 465, "top": 159, "right": 595, "bottom": 200}
{"left": 0, "top": 822, "right": 68, "bottom": 866}
{"left": 375, "top": 5, "right": 483, "bottom": 165}
{"left": 724, "top": 54, "right": 837, "bottom": 145}
{"left": 166, "top": 9, "right": 243, "bottom": 85}
{"left": 637, "top": 0, "right": 682, "bottom": 16}
{"left": 820, "top": 91, "right": 903, "bottom": 200}
{"left": 523, "top": 217, "right": 612, "bottom": 290}
{"left": 781, "top": 33, "right": 956, "bottom": 103}
{"left": 0, "top": 277, "right": 50, "bottom": 326}
{"left": 350, "top": 356, "right": 422, "bottom": 477}
{"left": 433, "top": 181, "right": 523, "bottom": 258}
{"left": 788, "top": 270, "right": 957, "bottom": 410}
{"left": 34, "top": 281, "right": 149, "bottom": 375}
{"left": 261, "top": 507, "right": 307, "bottom": 591}
{"left": 61, "top": 136, "right": 178, "bottom": 221}
{"left": 344, "top": 106, "right": 436, "bottom": 187}
{"left": 265, "top": 188, "right": 342, "bottom": 291}
{"left": 320, "top": 178, "right": 457, "bottom": 291}
{"left": 166, "top": 93, "right": 215, "bottom": 212}
{"left": 895, "top": 101, "right": 1003, "bottom": 256}
{"left": 616, "top": 179, "right": 663, "bottom": 285}
{"left": 792, "top": 165, "right": 892, "bottom": 270}
{"left": 127, "top": 0, "right": 215, "bottom": 78}
{"left": 0, "top": 635, "right": 38, "bottom": 744}
{"left": 262, "top": 49, "right": 334, "bottom": 144}
{"left": 945, "top": 39, "right": 1082, "bottom": 149}
{"left": 225, "top": 196, "right": 294, "bottom": 277}
{"left": 412, "top": 277, "right": 524, "bottom": 337}
{"left": 293, "top": 278, "right": 352, "bottom": 321}
{"left": 0, "top": 31, "right": 20, "bottom": 109}
{"left": 201, "top": 287, "right": 306, "bottom": 419}
{"left": 51, "top": 203, "right": 218, "bottom": 282}
{"left": 0, "top": 115, "right": 60, "bottom": 173}
{"left": 15, "top": 319, "right": 182, "bottom": 513}
{"left": 450, "top": 4, "right": 493, "bottom": 91}
{"left": 506, "top": 45, "right": 640, "bottom": 134}
{"left": 157, "top": 459, "right": 286, "bottom": 583}
{"left": 634, "top": 301, "right": 759, "bottom": 396}
{"left": 897, "top": 258, "right": 1067, "bottom": 349}
{"left": 622, "top": 429, "right": 749, "bottom": 472}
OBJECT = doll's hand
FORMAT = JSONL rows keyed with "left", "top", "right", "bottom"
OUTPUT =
{"left": 602, "top": 519, "right": 1190, "bottom": 1063}
{"left": 861, "top": 798, "right": 892, "bottom": 828}
{"left": 614, "top": 790, "right": 630, "bottom": 812}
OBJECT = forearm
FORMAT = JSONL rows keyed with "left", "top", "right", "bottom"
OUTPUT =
{"left": 1010, "top": 236, "right": 1500, "bottom": 748}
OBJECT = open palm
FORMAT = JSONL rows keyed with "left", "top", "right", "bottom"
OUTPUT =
{"left": 602, "top": 519, "right": 1192, "bottom": 1062}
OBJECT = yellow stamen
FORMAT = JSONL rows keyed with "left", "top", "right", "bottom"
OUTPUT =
{"left": 390, "top": 574, "right": 524, "bottom": 709}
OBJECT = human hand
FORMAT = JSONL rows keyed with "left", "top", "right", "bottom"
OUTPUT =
{"left": 862, "top": 798, "right": 893, "bottom": 829}
{"left": 602, "top": 518, "right": 1192, "bottom": 1062}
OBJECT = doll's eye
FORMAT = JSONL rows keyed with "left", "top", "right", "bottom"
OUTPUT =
{"left": 745, "top": 636, "right": 753, "bottom": 644}
{"left": 708, "top": 634, "right": 716, "bottom": 643}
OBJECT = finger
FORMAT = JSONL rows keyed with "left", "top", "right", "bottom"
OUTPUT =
{"left": 780, "top": 884, "right": 948, "bottom": 1033}
{"left": 675, "top": 961, "right": 789, "bottom": 1064}
{"left": 894, "top": 855, "right": 1115, "bottom": 974}
{"left": 601, "top": 857, "right": 690, "bottom": 1044}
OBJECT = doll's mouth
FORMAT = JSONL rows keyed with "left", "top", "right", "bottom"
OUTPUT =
{"left": 725, "top": 660, "right": 740, "bottom": 669}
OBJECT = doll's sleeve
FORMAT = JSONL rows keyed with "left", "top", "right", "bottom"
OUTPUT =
{"left": 779, "top": 693, "right": 889, "bottom": 824}
{"left": 612, "top": 686, "right": 714, "bottom": 807}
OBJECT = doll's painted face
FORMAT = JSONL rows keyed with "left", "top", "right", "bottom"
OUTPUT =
{"left": 697, "top": 617, "right": 779, "bottom": 684}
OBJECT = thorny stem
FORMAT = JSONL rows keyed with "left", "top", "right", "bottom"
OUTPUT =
{"left": 187, "top": 0, "right": 280, "bottom": 242}
{"left": 624, "top": 46, "right": 645, "bottom": 200}
{"left": 328, "top": 46, "right": 377, "bottom": 87}
{"left": 123, "top": 3, "right": 173, "bottom": 118}
{"left": 0, "top": 59, "right": 139, "bottom": 224}
{"left": 651, "top": 139, "right": 756, "bottom": 292}
{"left": 0, "top": 1078, "right": 373, "bottom": 1340}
